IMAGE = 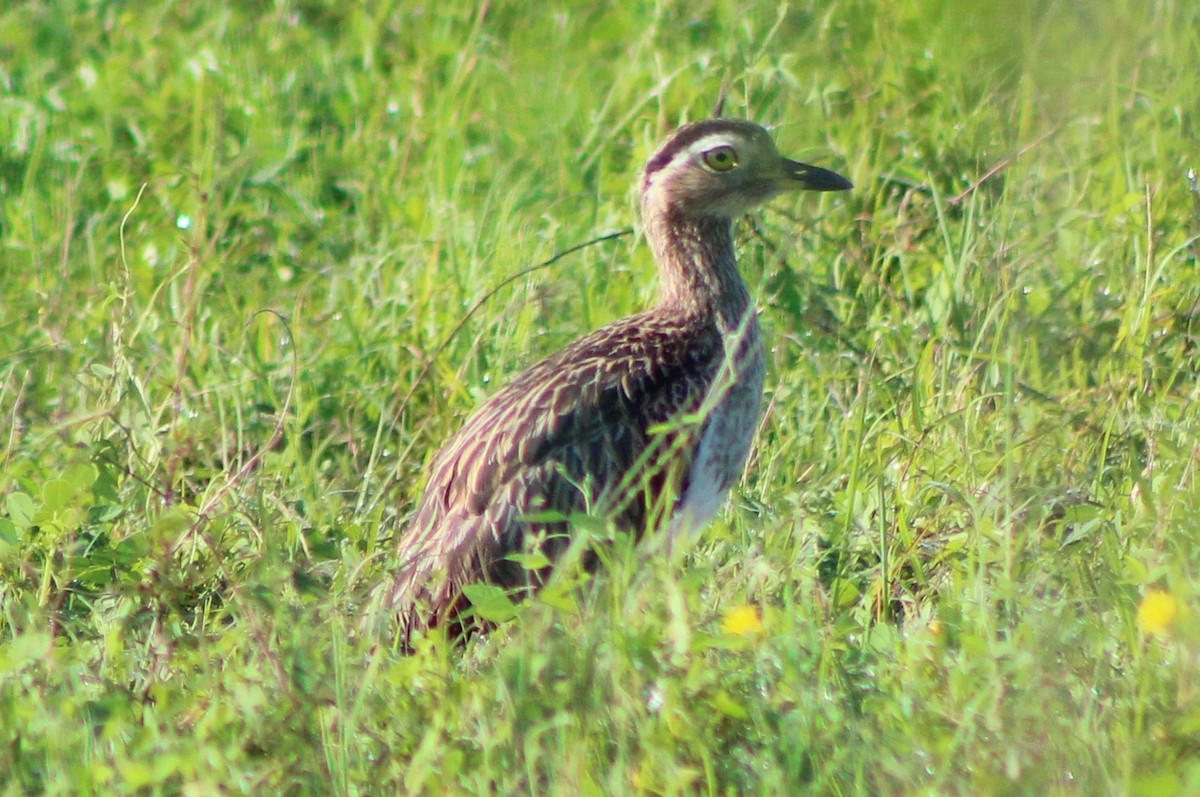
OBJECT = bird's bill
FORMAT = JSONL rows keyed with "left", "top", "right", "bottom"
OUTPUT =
{"left": 782, "top": 158, "right": 853, "bottom": 192}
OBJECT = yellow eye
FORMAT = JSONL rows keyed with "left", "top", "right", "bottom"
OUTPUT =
{"left": 701, "top": 145, "right": 739, "bottom": 172}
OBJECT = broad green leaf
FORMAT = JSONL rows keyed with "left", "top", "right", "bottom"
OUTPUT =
{"left": 6, "top": 492, "right": 36, "bottom": 528}
{"left": 460, "top": 584, "right": 519, "bottom": 623}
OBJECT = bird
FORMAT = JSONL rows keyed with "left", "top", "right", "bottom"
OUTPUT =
{"left": 384, "top": 116, "right": 851, "bottom": 644}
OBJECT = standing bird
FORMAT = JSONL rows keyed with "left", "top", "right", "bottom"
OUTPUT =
{"left": 386, "top": 117, "right": 851, "bottom": 643}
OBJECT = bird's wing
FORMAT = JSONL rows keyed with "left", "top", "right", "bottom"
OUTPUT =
{"left": 387, "top": 312, "right": 722, "bottom": 632}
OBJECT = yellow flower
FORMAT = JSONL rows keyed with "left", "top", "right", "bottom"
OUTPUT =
{"left": 1137, "top": 590, "right": 1181, "bottom": 634}
{"left": 721, "top": 604, "right": 765, "bottom": 637}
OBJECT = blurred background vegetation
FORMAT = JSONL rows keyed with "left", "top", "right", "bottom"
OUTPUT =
{"left": 2, "top": 0, "right": 1199, "bottom": 793}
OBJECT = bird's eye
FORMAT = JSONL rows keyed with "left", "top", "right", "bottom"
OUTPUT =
{"left": 701, "top": 145, "right": 739, "bottom": 172}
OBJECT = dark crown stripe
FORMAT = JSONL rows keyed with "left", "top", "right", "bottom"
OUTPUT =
{"left": 643, "top": 118, "right": 760, "bottom": 176}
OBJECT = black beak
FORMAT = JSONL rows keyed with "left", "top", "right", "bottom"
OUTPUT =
{"left": 783, "top": 158, "right": 854, "bottom": 192}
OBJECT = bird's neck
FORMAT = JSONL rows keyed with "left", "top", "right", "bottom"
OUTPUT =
{"left": 644, "top": 210, "right": 752, "bottom": 327}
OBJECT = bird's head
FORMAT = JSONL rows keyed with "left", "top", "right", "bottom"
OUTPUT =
{"left": 641, "top": 119, "right": 852, "bottom": 220}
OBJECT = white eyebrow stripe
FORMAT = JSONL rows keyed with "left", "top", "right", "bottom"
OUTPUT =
{"left": 684, "top": 134, "right": 738, "bottom": 156}
{"left": 643, "top": 131, "right": 746, "bottom": 188}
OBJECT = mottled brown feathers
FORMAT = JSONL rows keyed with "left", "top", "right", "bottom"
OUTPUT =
{"left": 388, "top": 309, "right": 725, "bottom": 639}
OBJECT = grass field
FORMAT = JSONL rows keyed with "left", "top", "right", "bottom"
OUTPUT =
{"left": 3, "top": 0, "right": 1200, "bottom": 793}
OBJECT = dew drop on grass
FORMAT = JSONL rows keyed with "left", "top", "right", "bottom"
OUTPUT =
{"left": 645, "top": 683, "right": 665, "bottom": 714}
{"left": 45, "top": 86, "right": 66, "bottom": 111}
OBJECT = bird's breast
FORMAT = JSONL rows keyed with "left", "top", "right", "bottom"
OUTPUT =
{"left": 669, "top": 313, "right": 766, "bottom": 539}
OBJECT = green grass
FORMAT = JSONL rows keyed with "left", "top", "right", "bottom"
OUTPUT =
{"left": 3, "top": 0, "right": 1200, "bottom": 793}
